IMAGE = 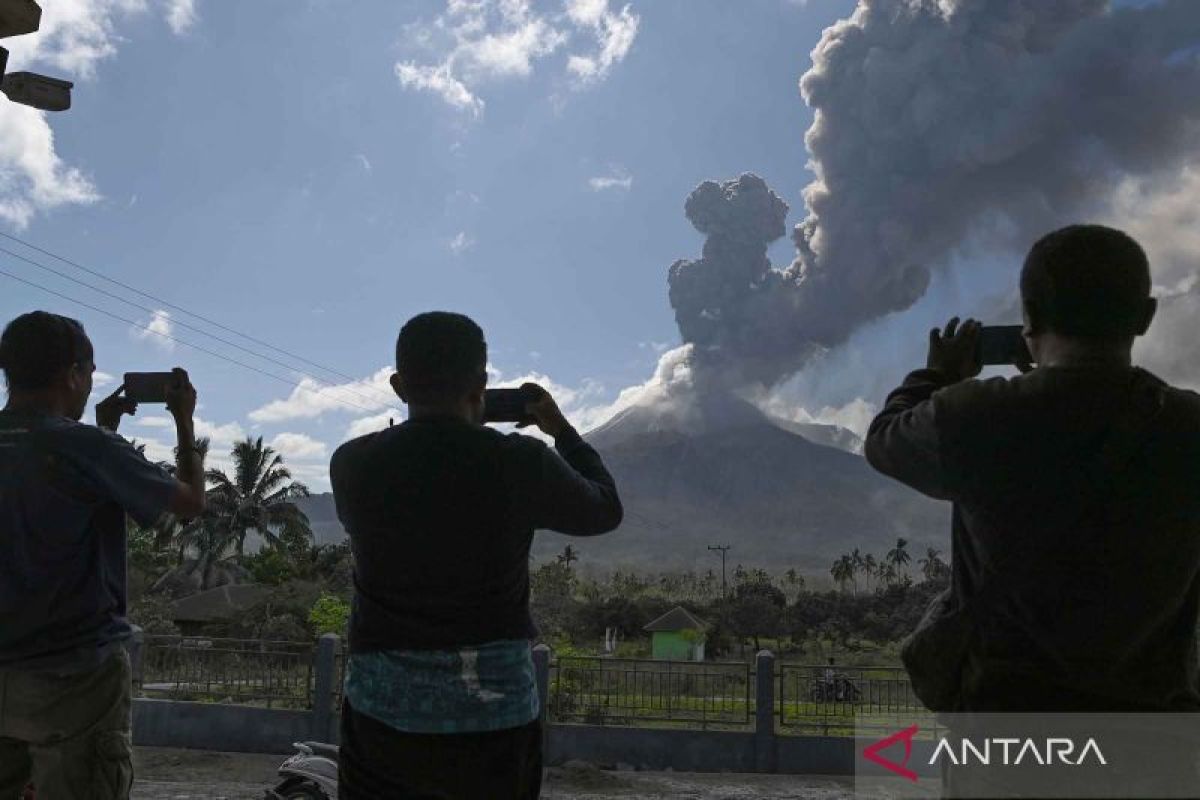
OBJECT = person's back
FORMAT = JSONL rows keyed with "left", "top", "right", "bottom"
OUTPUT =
{"left": 865, "top": 225, "right": 1200, "bottom": 713}
{"left": 0, "top": 311, "right": 206, "bottom": 800}
{"left": 334, "top": 415, "right": 619, "bottom": 650}
{"left": 331, "top": 311, "right": 622, "bottom": 799}
{"left": 922, "top": 364, "right": 1200, "bottom": 711}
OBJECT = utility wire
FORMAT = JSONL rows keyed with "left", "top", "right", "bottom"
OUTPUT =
{"left": 0, "top": 243, "right": 397, "bottom": 411}
{"left": 0, "top": 230, "right": 396, "bottom": 404}
{"left": 0, "top": 268, "right": 389, "bottom": 417}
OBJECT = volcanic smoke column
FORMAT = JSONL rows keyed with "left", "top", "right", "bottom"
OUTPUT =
{"left": 667, "top": 0, "right": 1200, "bottom": 390}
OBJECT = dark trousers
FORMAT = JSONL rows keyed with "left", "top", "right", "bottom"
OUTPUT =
{"left": 338, "top": 699, "right": 543, "bottom": 800}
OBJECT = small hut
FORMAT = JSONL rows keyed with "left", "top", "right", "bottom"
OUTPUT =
{"left": 643, "top": 606, "right": 707, "bottom": 662}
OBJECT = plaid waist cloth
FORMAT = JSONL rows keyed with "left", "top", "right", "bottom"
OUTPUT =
{"left": 344, "top": 639, "right": 539, "bottom": 734}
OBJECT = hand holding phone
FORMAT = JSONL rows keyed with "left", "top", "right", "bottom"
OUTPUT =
{"left": 123, "top": 371, "right": 174, "bottom": 403}
{"left": 977, "top": 325, "right": 1034, "bottom": 367}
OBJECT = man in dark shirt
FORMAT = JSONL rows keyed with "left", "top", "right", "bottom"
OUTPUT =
{"left": 866, "top": 226, "right": 1200, "bottom": 794}
{"left": 331, "top": 311, "right": 623, "bottom": 799}
{"left": 0, "top": 311, "right": 206, "bottom": 800}
{"left": 867, "top": 225, "right": 1200, "bottom": 712}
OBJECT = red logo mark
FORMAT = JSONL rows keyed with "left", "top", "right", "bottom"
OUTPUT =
{"left": 863, "top": 724, "right": 921, "bottom": 782}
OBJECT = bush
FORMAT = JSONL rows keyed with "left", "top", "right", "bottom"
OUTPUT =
{"left": 308, "top": 592, "right": 351, "bottom": 637}
{"left": 128, "top": 592, "right": 179, "bottom": 635}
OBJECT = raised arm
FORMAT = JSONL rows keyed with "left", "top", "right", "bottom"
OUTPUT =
{"left": 864, "top": 317, "right": 980, "bottom": 501}
{"left": 517, "top": 383, "right": 623, "bottom": 535}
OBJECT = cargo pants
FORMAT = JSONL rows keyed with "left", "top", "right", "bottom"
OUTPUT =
{"left": 0, "top": 648, "right": 133, "bottom": 799}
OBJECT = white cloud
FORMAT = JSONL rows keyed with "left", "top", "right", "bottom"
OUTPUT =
{"left": 269, "top": 432, "right": 328, "bottom": 461}
{"left": 758, "top": 395, "right": 877, "bottom": 439}
{"left": 345, "top": 411, "right": 398, "bottom": 439}
{"left": 93, "top": 370, "right": 115, "bottom": 387}
{"left": 0, "top": 105, "right": 100, "bottom": 228}
{"left": 164, "top": 0, "right": 198, "bottom": 35}
{"left": 136, "top": 414, "right": 246, "bottom": 449}
{"left": 396, "top": 62, "right": 485, "bottom": 117}
{"left": 131, "top": 309, "right": 174, "bottom": 350}
{"left": 0, "top": 0, "right": 198, "bottom": 228}
{"left": 449, "top": 230, "right": 475, "bottom": 254}
{"left": 249, "top": 367, "right": 396, "bottom": 423}
{"left": 396, "top": 0, "right": 639, "bottom": 116}
{"left": 564, "top": 1, "right": 638, "bottom": 82}
{"left": 588, "top": 167, "right": 632, "bottom": 191}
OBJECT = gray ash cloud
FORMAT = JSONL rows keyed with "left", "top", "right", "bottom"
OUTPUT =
{"left": 667, "top": 0, "right": 1200, "bottom": 390}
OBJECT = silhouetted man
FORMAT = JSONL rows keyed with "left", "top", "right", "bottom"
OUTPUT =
{"left": 0, "top": 311, "right": 206, "bottom": 799}
{"left": 331, "top": 311, "right": 623, "bottom": 799}
{"left": 866, "top": 226, "right": 1200, "bottom": 793}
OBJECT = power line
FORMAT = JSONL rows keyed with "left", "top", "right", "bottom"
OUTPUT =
{"left": 0, "top": 244, "right": 397, "bottom": 411}
{"left": 0, "top": 268, "right": 390, "bottom": 417}
{"left": 0, "top": 230, "right": 396, "bottom": 403}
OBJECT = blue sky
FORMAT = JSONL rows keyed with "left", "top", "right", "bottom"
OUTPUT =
{"left": 2, "top": 0, "right": 1197, "bottom": 490}
{"left": 0, "top": 0, "right": 863, "bottom": 488}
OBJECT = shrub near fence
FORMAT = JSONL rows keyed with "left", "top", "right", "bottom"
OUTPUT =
{"left": 139, "top": 635, "right": 316, "bottom": 709}
{"left": 552, "top": 656, "right": 753, "bottom": 728}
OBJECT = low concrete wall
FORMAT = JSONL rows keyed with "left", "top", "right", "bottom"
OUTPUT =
{"left": 133, "top": 698, "right": 313, "bottom": 755}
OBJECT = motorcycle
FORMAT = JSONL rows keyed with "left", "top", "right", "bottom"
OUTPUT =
{"left": 264, "top": 741, "right": 339, "bottom": 800}
{"left": 809, "top": 674, "right": 863, "bottom": 703}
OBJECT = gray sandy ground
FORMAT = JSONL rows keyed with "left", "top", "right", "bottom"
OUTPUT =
{"left": 129, "top": 747, "right": 873, "bottom": 799}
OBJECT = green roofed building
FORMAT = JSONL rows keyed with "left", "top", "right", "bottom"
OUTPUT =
{"left": 644, "top": 606, "right": 707, "bottom": 662}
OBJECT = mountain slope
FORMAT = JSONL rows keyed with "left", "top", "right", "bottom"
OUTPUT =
{"left": 294, "top": 401, "right": 948, "bottom": 574}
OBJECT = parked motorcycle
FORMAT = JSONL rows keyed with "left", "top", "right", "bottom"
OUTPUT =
{"left": 809, "top": 675, "right": 862, "bottom": 703}
{"left": 264, "top": 741, "right": 339, "bottom": 800}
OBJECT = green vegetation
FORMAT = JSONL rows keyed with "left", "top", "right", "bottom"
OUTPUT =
{"left": 530, "top": 541, "right": 950, "bottom": 664}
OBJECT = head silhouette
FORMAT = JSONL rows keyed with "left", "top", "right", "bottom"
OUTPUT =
{"left": 1020, "top": 225, "right": 1155, "bottom": 344}
{"left": 391, "top": 311, "right": 487, "bottom": 421}
{"left": 0, "top": 311, "right": 95, "bottom": 420}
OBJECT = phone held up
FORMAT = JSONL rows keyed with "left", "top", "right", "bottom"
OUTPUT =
{"left": 483, "top": 386, "right": 538, "bottom": 426}
{"left": 123, "top": 371, "right": 176, "bottom": 403}
{"left": 977, "top": 325, "right": 1034, "bottom": 366}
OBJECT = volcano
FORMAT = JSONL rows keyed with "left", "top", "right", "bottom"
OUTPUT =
{"left": 294, "top": 396, "right": 948, "bottom": 577}
{"left": 526, "top": 394, "right": 949, "bottom": 574}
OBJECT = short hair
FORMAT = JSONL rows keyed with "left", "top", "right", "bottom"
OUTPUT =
{"left": 1020, "top": 225, "right": 1151, "bottom": 339}
{"left": 395, "top": 311, "right": 486, "bottom": 404}
{"left": 0, "top": 311, "right": 93, "bottom": 391}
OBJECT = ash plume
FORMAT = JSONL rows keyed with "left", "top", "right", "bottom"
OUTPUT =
{"left": 668, "top": 0, "right": 1200, "bottom": 389}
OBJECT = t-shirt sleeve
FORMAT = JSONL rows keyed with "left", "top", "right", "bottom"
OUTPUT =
{"left": 83, "top": 429, "right": 180, "bottom": 528}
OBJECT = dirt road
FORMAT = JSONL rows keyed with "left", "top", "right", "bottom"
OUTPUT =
{"left": 130, "top": 747, "right": 865, "bottom": 799}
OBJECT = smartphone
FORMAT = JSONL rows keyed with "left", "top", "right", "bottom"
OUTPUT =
{"left": 977, "top": 326, "right": 1033, "bottom": 366}
{"left": 483, "top": 387, "right": 537, "bottom": 425}
{"left": 123, "top": 371, "right": 175, "bottom": 403}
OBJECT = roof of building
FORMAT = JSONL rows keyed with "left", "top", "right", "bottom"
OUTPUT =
{"left": 172, "top": 583, "right": 272, "bottom": 623}
{"left": 643, "top": 605, "right": 707, "bottom": 633}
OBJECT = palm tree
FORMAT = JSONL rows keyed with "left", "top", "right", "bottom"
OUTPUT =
{"left": 556, "top": 544, "right": 579, "bottom": 568}
{"left": 164, "top": 437, "right": 313, "bottom": 592}
{"left": 862, "top": 553, "right": 878, "bottom": 592}
{"left": 918, "top": 547, "right": 949, "bottom": 583}
{"left": 886, "top": 537, "right": 911, "bottom": 583}
{"left": 849, "top": 548, "right": 864, "bottom": 594}
{"left": 206, "top": 437, "right": 313, "bottom": 559}
{"left": 830, "top": 556, "right": 854, "bottom": 594}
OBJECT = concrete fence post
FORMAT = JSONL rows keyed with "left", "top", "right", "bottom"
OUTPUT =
{"left": 312, "top": 633, "right": 339, "bottom": 742}
{"left": 755, "top": 649, "right": 777, "bottom": 773}
{"left": 533, "top": 644, "right": 551, "bottom": 723}
{"left": 127, "top": 625, "right": 145, "bottom": 688}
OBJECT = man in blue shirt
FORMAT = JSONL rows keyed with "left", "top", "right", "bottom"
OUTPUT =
{"left": 331, "top": 311, "right": 623, "bottom": 799}
{"left": 0, "top": 311, "right": 207, "bottom": 799}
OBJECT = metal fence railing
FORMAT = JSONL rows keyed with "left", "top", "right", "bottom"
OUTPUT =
{"left": 777, "top": 663, "right": 933, "bottom": 736}
{"left": 550, "top": 656, "right": 753, "bottom": 728}
{"left": 139, "top": 635, "right": 317, "bottom": 709}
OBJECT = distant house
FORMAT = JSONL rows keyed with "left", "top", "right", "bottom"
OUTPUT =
{"left": 171, "top": 583, "right": 272, "bottom": 636}
{"left": 644, "top": 606, "right": 707, "bottom": 662}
